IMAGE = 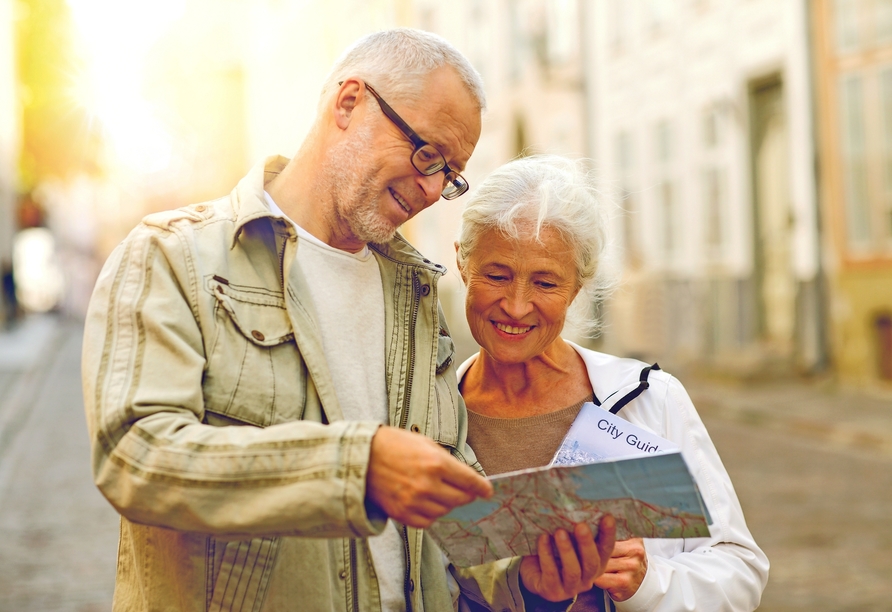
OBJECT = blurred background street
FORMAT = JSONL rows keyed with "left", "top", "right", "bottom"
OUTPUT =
{"left": 1, "top": 0, "right": 892, "bottom": 610}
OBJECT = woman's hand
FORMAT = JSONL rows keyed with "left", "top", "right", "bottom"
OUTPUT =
{"left": 593, "top": 538, "right": 648, "bottom": 602}
{"left": 519, "top": 515, "right": 616, "bottom": 602}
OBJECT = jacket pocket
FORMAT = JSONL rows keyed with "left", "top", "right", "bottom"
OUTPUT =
{"left": 432, "top": 328, "right": 459, "bottom": 448}
{"left": 207, "top": 537, "right": 280, "bottom": 612}
{"left": 203, "top": 278, "right": 307, "bottom": 426}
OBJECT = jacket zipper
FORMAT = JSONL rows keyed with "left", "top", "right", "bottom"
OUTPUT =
{"left": 277, "top": 229, "right": 289, "bottom": 291}
{"left": 400, "top": 271, "right": 422, "bottom": 611}
{"left": 401, "top": 524, "right": 413, "bottom": 612}
{"left": 398, "top": 271, "right": 421, "bottom": 431}
{"left": 349, "top": 539, "right": 360, "bottom": 612}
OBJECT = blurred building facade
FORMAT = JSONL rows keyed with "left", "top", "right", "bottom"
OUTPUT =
{"left": 589, "top": 0, "right": 827, "bottom": 379}
{"left": 811, "top": 0, "right": 892, "bottom": 385}
{"left": 0, "top": 0, "right": 19, "bottom": 324}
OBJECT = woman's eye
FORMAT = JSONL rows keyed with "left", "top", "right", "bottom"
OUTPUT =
{"left": 486, "top": 275, "right": 507, "bottom": 282}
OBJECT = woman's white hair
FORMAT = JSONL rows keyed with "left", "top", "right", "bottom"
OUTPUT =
{"left": 457, "top": 155, "right": 617, "bottom": 336}
{"left": 319, "top": 28, "right": 486, "bottom": 112}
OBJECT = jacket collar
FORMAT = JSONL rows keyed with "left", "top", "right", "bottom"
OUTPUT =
{"left": 231, "top": 155, "right": 290, "bottom": 248}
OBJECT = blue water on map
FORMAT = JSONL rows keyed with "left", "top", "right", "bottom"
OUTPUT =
{"left": 569, "top": 453, "right": 709, "bottom": 518}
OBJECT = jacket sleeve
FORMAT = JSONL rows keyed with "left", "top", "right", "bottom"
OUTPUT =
{"left": 614, "top": 376, "right": 769, "bottom": 612}
{"left": 450, "top": 557, "right": 531, "bottom": 612}
{"left": 81, "top": 223, "right": 386, "bottom": 539}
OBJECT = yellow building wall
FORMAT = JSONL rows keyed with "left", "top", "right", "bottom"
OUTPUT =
{"left": 812, "top": 0, "right": 892, "bottom": 387}
{"left": 832, "top": 269, "right": 892, "bottom": 385}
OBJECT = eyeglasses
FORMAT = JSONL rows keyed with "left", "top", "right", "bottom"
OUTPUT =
{"left": 361, "top": 82, "right": 470, "bottom": 200}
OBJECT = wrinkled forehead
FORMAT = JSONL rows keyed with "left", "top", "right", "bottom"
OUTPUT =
{"left": 398, "top": 68, "right": 482, "bottom": 170}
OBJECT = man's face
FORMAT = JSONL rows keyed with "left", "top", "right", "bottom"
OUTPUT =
{"left": 327, "top": 67, "right": 482, "bottom": 247}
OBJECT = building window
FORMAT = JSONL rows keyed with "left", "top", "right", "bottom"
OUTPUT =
{"left": 545, "top": 0, "right": 578, "bottom": 67}
{"left": 617, "top": 131, "right": 641, "bottom": 265}
{"left": 644, "top": 0, "right": 673, "bottom": 33}
{"left": 879, "top": 0, "right": 892, "bottom": 43}
{"left": 835, "top": 0, "right": 862, "bottom": 53}
{"left": 654, "top": 120, "right": 676, "bottom": 257}
{"left": 702, "top": 107, "right": 726, "bottom": 258}
{"left": 838, "top": 67, "right": 892, "bottom": 253}
{"left": 660, "top": 180, "right": 676, "bottom": 253}
{"left": 835, "top": 0, "right": 892, "bottom": 52}
{"left": 840, "top": 73, "right": 872, "bottom": 248}
{"left": 610, "top": 2, "right": 632, "bottom": 51}
{"left": 880, "top": 67, "right": 892, "bottom": 242}
{"left": 703, "top": 167, "right": 724, "bottom": 253}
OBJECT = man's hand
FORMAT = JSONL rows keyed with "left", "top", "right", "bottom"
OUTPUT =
{"left": 593, "top": 537, "right": 648, "bottom": 602}
{"left": 366, "top": 425, "right": 493, "bottom": 528}
{"left": 519, "top": 515, "right": 617, "bottom": 602}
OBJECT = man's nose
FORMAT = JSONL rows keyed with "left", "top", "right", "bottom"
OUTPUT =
{"left": 417, "top": 171, "right": 445, "bottom": 207}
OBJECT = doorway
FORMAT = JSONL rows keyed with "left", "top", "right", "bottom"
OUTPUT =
{"left": 749, "top": 76, "right": 795, "bottom": 356}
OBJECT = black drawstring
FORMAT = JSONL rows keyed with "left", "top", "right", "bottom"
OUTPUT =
{"left": 609, "top": 363, "right": 661, "bottom": 414}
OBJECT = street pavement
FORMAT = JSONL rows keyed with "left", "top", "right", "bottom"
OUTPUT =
{"left": 0, "top": 316, "right": 890, "bottom": 611}
{"left": 687, "top": 375, "right": 892, "bottom": 611}
{"left": 0, "top": 317, "right": 117, "bottom": 611}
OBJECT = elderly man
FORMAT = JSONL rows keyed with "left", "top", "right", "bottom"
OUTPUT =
{"left": 82, "top": 29, "right": 501, "bottom": 612}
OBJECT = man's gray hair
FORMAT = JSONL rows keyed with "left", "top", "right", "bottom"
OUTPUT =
{"left": 319, "top": 28, "right": 486, "bottom": 112}
{"left": 457, "top": 155, "right": 616, "bottom": 336}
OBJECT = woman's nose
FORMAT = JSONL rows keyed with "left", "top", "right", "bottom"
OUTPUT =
{"left": 500, "top": 284, "right": 534, "bottom": 319}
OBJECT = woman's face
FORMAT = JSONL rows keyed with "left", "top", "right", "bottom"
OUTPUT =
{"left": 459, "top": 226, "right": 580, "bottom": 365}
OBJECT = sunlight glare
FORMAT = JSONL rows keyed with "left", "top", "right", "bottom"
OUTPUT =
{"left": 66, "top": 0, "right": 186, "bottom": 175}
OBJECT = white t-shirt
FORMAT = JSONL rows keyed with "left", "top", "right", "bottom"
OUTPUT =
{"left": 265, "top": 192, "right": 406, "bottom": 612}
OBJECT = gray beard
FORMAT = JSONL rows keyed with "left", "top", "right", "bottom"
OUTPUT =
{"left": 324, "top": 123, "right": 399, "bottom": 245}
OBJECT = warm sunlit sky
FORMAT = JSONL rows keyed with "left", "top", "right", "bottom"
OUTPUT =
{"left": 67, "top": 0, "right": 186, "bottom": 175}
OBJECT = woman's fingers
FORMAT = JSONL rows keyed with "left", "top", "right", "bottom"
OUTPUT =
{"left": 595, "top": 514, "right": 617, "bottom": 568}
{"left": 553, "top": 529, "right": 584, "bottom": 587}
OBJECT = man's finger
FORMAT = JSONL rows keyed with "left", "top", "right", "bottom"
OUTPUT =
{"left": 440, "top": 460, "right": 494, "bottom": 499}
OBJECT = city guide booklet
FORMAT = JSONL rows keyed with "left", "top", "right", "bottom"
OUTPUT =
{"left": 428, "top": 403, "right": 713, "bottom": 567}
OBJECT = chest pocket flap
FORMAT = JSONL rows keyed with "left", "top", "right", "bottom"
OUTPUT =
{"left": 204, "top": 278, "right": 305, "bottom": 426}
{"left": 211, "top": 282, "right": 294, "bottom": 346}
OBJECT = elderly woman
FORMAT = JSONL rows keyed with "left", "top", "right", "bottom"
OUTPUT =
{"left": 454, "top": 156, "right": 768, "bottom": 611}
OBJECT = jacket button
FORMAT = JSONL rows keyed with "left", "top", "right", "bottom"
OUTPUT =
{"left": 409, "top": 579, "right": 415, "bottom": 591}
{"left": 251, "top": 330, "right": 265, "bottom": 341}
{"left": 195, "top": 205, "right": 206, "bottom": 212}
{"left": 420, "top": 284, "right": 430, "bottom": 296}
{"left": 410, "top": 424, "right": 421, "bottom": 433}
{"left": 338, "top": 569, "right": 347, "bottom": 580}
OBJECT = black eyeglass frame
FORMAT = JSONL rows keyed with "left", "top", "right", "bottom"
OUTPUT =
{"left": 339, "top": 80, "right": 470, "bottom": 200}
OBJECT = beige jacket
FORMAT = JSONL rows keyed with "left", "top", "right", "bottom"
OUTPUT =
{"left": 82, "top": 157, "right": 523, "bottom": 612}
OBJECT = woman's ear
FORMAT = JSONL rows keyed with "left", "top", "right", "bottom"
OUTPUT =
{"left": 454, "top": 242, "right": 467, "bottom": 284}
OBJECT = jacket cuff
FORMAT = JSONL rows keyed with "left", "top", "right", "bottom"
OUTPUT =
{"left": 344, "top": 421, "right": 388, "bottom": 537}
{"left": 613, "top": 549, "right": 661, "bottom": 612}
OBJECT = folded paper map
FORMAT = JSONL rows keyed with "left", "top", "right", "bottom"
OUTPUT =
{"left": 429, "top": 406, "right": 712, "bottom": 567}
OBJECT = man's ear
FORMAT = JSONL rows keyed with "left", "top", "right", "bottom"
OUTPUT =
{"left": 333, "top": 79, "right": 362, "bottom": 130}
